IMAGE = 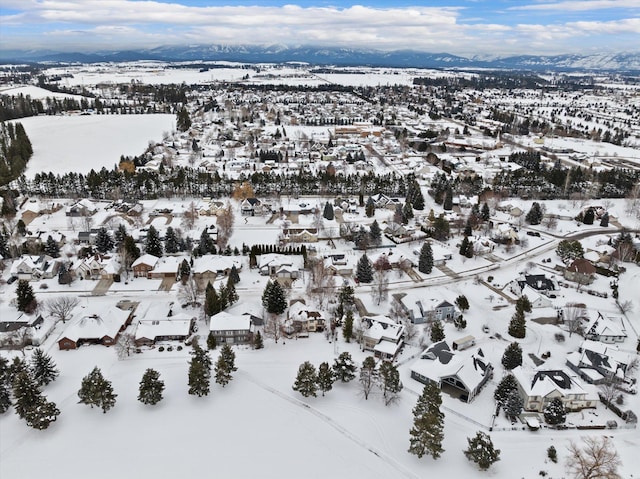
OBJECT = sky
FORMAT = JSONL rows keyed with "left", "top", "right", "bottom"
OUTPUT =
{"left": 0, "top": 0, "right": 639, "bottom": 57}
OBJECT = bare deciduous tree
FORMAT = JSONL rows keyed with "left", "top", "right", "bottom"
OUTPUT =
{"left": 181, "top": 201, "right": 198, "bottom": 231}
{"left": 178, "top": 277, "right": 201, "bottom": 308}
{"left": 263, "top": 314, "right": 283, "bottom": 344}
{"left": 566, "top": 436, "right": 621, "bottom": 479}
{"left": 616, "top": 299, "right": 634, "bottom": 315}
{"left": 46, "top": 296, "right": 80, "bottom": 323}
{"left": 371, "top": 269, "right": 389, "bottom": 306}
{"left": 216, "top": 202, "right": 235, "bottom": 249}
{"left": 115, "top": 333, "right": 136, "bottom": 360}
{"left": 306, "top": 258, "right": 335, "bottom": 309}
{"left": 564, "top": 302, "right": 587, "bottom": 337}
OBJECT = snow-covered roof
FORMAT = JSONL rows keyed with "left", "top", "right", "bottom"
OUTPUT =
{"left": 209, "top": 311, "right": 251, "bottom": 332}
{"left": 59, "top": 307, "right": 130, "bottom": 342}
{"left": 132, "top": 254, "right": 160, "bottom": 268}
{"left": 135, "top": 319, "right": 192, "bottom": 341}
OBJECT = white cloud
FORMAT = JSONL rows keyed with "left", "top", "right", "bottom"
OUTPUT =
{"left": 510, "top": 0, "right": 640, "bottom": 12}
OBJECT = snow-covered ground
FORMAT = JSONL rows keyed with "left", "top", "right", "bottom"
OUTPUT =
{"left": 20, "top": 115, "right": 175, "bottom": 177}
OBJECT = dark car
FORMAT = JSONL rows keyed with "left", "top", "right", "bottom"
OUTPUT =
{"left": 7, "top": 276, "right": 18, "bottom": 284}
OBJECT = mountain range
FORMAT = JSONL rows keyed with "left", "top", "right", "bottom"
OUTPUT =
{"left": 2, "top": 45, "right": 639, "bottom": 72}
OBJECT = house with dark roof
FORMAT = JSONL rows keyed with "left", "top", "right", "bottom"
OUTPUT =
{"left": 566, "top": 340, "right": 634, "bottom": 385}
{"left": 564, "top": 258, "right": 596, "bottom": 285}
{"left": 410, "top": 341, "right": 493, "bottom": 403}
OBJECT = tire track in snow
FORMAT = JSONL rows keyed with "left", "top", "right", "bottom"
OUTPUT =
{"left": 238, "top": 370, "right": 420, "bottom": 479}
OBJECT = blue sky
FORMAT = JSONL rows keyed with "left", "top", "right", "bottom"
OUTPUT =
{"left": 1, "top": 1, "right": 638, "bottom": 56}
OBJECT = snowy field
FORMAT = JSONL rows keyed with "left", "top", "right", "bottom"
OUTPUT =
{"left": 20, "top": 115, "right": 175, "bottom": 177}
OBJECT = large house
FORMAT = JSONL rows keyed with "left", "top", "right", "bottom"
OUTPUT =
{"left": 584, "top": 312, "right": 627, "bottom": 344}
{"left": 58, "top": 307, "right": 133, "bottom": 350}
{"left": 135, "top": 314, "right": 195, "bottom": 347}
{"left": 564, "top": 258, "right": 596, "bottom": 285}
{"left": 9, "top": 255, "right": 60, "bottom": 281}
{"left": 193, "top": 255, "right": 242, "bottom": 289}
{"left": 512, "top": 366, "right": 598, "bottom": 413}
{"left": 132, "top": 254, "right": 160, "bottom": 278}
{"left": 566, "top": 340, "right": 635, "bottom": 385}
{"left": 410, "top": 341, "right": 493, "bottom": 403}
{"left": 209, "top": 311, "right": 253, "bottom": 345}
{"left": 360, "top": 315, "right": 405, "bottom": 361}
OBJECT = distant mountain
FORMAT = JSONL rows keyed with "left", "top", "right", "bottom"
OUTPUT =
{"left": 1, "top": 45, "right": 639, "bottom": 72}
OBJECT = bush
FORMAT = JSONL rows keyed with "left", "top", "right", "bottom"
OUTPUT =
{"left": 177, "top": 345, "right": 183, "bottom": 351}
{"left": 167, "top": 346, "right": 173, "bottom": 352}
{"left": 158, "top": 346, "right": 165, "bottom": 352}
{"left": 547, "top": 445, "right": 557, "bottom": 463}
{"left": 487, "top": 276, "right": 494, "bottom": 282}
{"left": 39, "top": 283, "right": 49, "bottom": 289}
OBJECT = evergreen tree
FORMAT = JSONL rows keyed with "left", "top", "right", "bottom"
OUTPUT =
{"left": 418, "top": 242, "right": 434, "bottom": 274}
{"left": 430, "top": 320, "right": 445, "bottom": 343}
{"left": 515, "top": 295, "right": 532, "bottom": 314}
{"left": 356, "top": 253, "right": 373, "bottom": 283}
{"left": 292, "top": 361, "right": 318, "bottom": 398}
{"left": 0, "top": 375, "right": 10, "bottom": 413}
{"left": 44, "top": 235, "right": 60, "bottom": 258}
{"left": 556, "top": 239, "right": 584, "bottom": 265}
{"left": 23, "top": 392, "right": 59, "bottom": 430}
{"left": 494, "top": 374, "right": 519, "bottom": 409}
{"left": 253, "top": 330, "right": 264, "bottom": 349}
{"left": 508, "top": 309, "right": 526, "bottom": 338}
{"left": 332, "top": 352, "right": 357, "bottom": 383}
{"left": 464, "top": 431, "right": 501, "bottom": 470}
{"left": 198, "top": 228, "right": 215, "bottom": 255}
{"left": 114, "top": 224, "right": 127, "bottom": 246}
{"left": 261, "top": 280, "right": 287, "bottom": 315}
{"left": 138, "top": 368, "right": 164, "bottom": 405}
{"left": 583, "top": 207, "right": 595, "bottom": 225}
{"left": 220, "top": 344, "right": 237, "bottom": 373}
{"left": 95, "top": 227, "right": 114, "bottom": 253}
{"left": 410, "top": 181, "right": 425, "bottom": 210}
{"left": 547, "top": 445, "right": 558, "bottom": 463}
{"left": 218, "top": 283, "right": 229, "bottom": 311}
{"left": 408, "top": 382, "right": 445, "bottom": 459}
{"left": 379, "top": 361, "right": 403, "bottom": 406}
{"left": 0, "top": 232, "right": 9, "bottom": 259}
{"left": 12, "top": 370, "right": 39, "bottom": 420}
{"left": 30, "top": 348, "right": 59, "bottom": 387}
{"left": 443, "top": 188, "right": 453, "bottom": 211}
{"left": 123, "top": 235, "right": 140, "bottom": 265}
{"left": 501, "top": 342, "right": 523, "bottom": 370}
{"left": 144, "top": 225, "right": 163, "bottom": 257}
{"left": 543, "top": 397, "right": 566, "bottom": 425}
{"left": 525, "top": 202, "right": 543, "bottom": 225}
{"left": 204, "top": 282, "right": 220, "bottom": 316}
{"left": 323, "top": 201, "right": 334, "bottom": 221}
{"left": 600, "top": 212, "right": 609, "bottom": 227}
{"left": 179, "top": 258, "right": 191, "bottom": 282}
{"left": 455, "top": 295, "right": 469, "bottom": 311}
{"left": 228, "top": 264, "right": 241, "bottom": 284}
{"left": 78, "top": 367, "right": 117, "bottom": 413}
{"left": 176, "top": 106, "right": 191, "bottom": 132}
{"left": 214, "top": 354, "right": 233, "bottom": 387}
{"left": 16, "top": 280, "right": 36, "bottom": 313}
{"left": 207, "top": 332, "right": 217, "bottom": 350}
{"left": 453, "top": 315, "right": 467, "bottom": 330}
{"left": 359, "top": 356, "right": 378, "bottom": 400}
{"left": 503, "top": 389, "right": 523, "bottom": 422}
{"left": 342, "top": 310, "right": 354, "bottom": 342}
{"left": 226, "top": 275, "right": 239, "bottom": 306}
{"left": 369, "top": 219, "right": 382, "bottom": 246}
{"left": 365, "top": 197, "right": 375, "bottom": 217}
{"left": 459, "top": 236, "right": 473, "bottom": 258}
{"left": 188, "top": 346, "right": 212, "bottom": 397}
{"left": 481, "top": 202, "right": 490, "bottom": 221}
{"left": 164, "top": 226, "right": 179, "bottom": 254}
{"left": 402, "top": 201, "right": 414, "bottom": 224}
{"left": 316, "top": 362, "right": 334, "bottom": 396}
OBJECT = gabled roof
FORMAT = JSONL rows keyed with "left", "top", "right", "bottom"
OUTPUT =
{"left": 59, "top": 307, "right": 130, "bottom": 342}
{"left": 209, "top": 311, "right": 251, "bottom": 332}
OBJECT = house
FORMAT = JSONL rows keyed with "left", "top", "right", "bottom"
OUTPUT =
{"left": 258, "top": 254, "right": 295, "bottom": 277}
{"left": 132, "top": 254, "right": 160, "bottom": 278}
{"left": 57, "top": 307, "right": 133, "bottom": 350}
{"left": 9, "top": 255, "right": 59, "bottom": 281}
{"left": 193, "top": 255, "right": 242, "bottom": 289}
{"left": 510, "top": 274, "right": 557, "bottom": 297}
{"left": 566, "top": 340, "right": 635, "bottom": 385}
{"left": 71, "top": 254, "right": 106, "bottom": 280}
{"left": 134, "top": 314, "right": 195, "bottom": 347}
{"left": 394, "top": 295, "right": 457, "bottom": 324}
{"left": 410, "top": 341, "right": 493, "bottom": 403}
{"left": 584, "top": 312, "right": 627, "bottom": 344}
{"left": 564, "top": 258, "right": 596, "bottom": 285}
{"left": 149, "top": 256, "right": 182, "bottom": 279}
{"left": 240, "top": 197, "right": 264, "bottom": 216}
{"left": 512, "top": 365, "right": 598, "bottom": 413}
{"left": 65, "top": 199, "right": 98, "bottom": 217}
{"left": 288, "top": 301, "right": 325, "bottom": 333}
{"left": 209, "top": 311, "right": 252, "bottom": 345}
{"left": 491, "top": 223, "right": 519, "bottom": 244}
{"left": 360, "top": 315, "right": 404, "bottom": 361}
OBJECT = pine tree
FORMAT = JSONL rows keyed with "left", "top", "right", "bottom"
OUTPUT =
{"left": 24, "top": 393, "right": 60, "bottom": 430}
{"left": 228, "top": 264, "right": 241, "bottom": 284}
{"left": 138, "top": 368, "right": 164, "bottom": 405}
{"left": 16, "top": 280, "right": 36, "bottom": 313}
{"left": 459, "top": 236, "right": 473, "bottom": 258}
{"left": 430, "top": 320, "right": 445, "bottom": 343}
{"left": 214, "top": 354, "right": 232, "bottom": 387}
{"left": 525, "top": 202, "right": 543, "bottom": 225}
{"left": 145, "top": 225, "right": 163, "bottom": 257}
{"left": 226, "top": 275, "right": 239, "bottom": 306}
{"left": 220, "top": 344, "right": 237, "bottom": 373}
{"left": 218, "top": 283, "right": 229, "bottom": 311}
{"left": 455, "top": 295, "right": 469, "bottom": 312}
{"left": 253, "top": 330, "right": 264, "bottom": 349}
{"left": 464, "top": 431, "right": 500, "bottom": 470}
{"left": 443, "top": 188, "right": 453, "bottom": 211}
{"left": 44, "top": 235, "right": 60, "bottom": 258}
{"left": 543, "top": 397, "right": 566, "bottom": 425}
{"left": 262, "top": 280, "right": 287, "bottom": 315}
{"left": 323, "top": 201, "right": 334, "bottom": 220}
{"left": 583, "top": 207, "right": 595, "bottom": 225}
{"left": 365, "top": 197, "right": 375, "bottom": 217}
{"left": 78, "top": 367, "right": 117, "bottom": 413}
{"left": 463, "top": 219, "right": 472, "bottom": 237}
{"left": 547, "top": 445, "right": 558, "bottom": 463}
{"left": 12, "top": 370, "right": 40, "bottom": 420}
{"left": 30, "top": 348, "right": 59, "bottom": 387}
{"left": 332, "top": 352, "right": 357, "bottom": 383}
{"left": 95, "top": 227, "right": 114, "bottom": 253}
{"left": 508, "top": 309, "right": 526, "bottom": 338}
{"left": 164, "top": 226, "right": 179, "bottom": 254}
{"left": 356, "top": 253, "right": 373, "bottom": 283}
{"left": 198, "top": 228, "right": 215, "bottom": 256}
{"left": 369, "top": 219, "right": 382, "bottom": 246}
{"left": 410, "top": 181, "right": 425, "bottom": 210}
{"left": 503, "top": 389, "right": 523, "bottom": 422}
{"left": 179, "top": 258, "right": 191, "bottom": 282}
{"left": 481, "top": 202, "right": 491, "bottom": 222}
{"left": 204, "top": 282, "right": 220, "bottom": 316}
{"left": 418, "top": 242, "right": 434, "bottom": 274}
{"left": 188, "top": 346, "right": 211, "bottom": 397}
{"left": 316, "top": 362, "right": 334, "bottom": 396}
{"left": 359, "top": 356, "right": 377, "bottom": 400}
{"left": 114, "top": 224, "right": 127, "bottom": 246}
{"left": 600, "top": 212, "right": 609, "bottom": 227}
{"left": 402, "top": 201, "right": 414, "bottom": 223}
{"left": 408, "top": 382, "right": 445, "bottom": 459}
{"left": 343, "top": 309, "right": 354, "bottom": 342}
{"left": 176, "top": 106, "right": 191, "bottom": 132}
{"left": 207, "top": 332, "right": 217, "bottom": 350}
{"left": 292, "top": 361, "right": 318, "bottom": 398}
{"left": 379, "top": 361, "right": 403, "bottom": 406}
{"left": 0, "top": 232, "right": 9, "bottom": 259}
{"left": 494, "top": 374, "right": 519, "bottom": 409}
{"left": 453, "top": 315, "right": 467, "bottom": 330}
{"left": 501, "top": 342, "right": 523, "bottom": 370}
{"left": 0, "top": 379, "right": 10, "bottom": 413}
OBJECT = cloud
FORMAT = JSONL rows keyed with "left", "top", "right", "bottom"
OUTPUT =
{"left": 510, "top": 0, "right": 640, "bottom": 12}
